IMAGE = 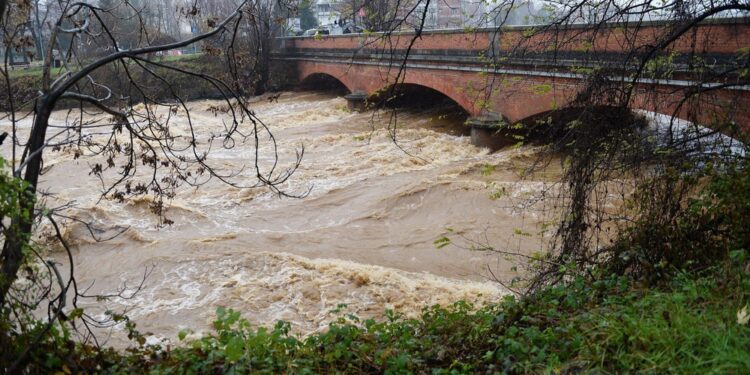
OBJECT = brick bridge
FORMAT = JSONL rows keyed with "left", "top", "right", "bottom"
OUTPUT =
{"left": 273, "top": 19, "right": 750, "bottom": 147}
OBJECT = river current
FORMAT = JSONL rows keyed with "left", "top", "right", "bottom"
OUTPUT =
{"left": 9, "top": 91, "right": 559, "bottom": 346}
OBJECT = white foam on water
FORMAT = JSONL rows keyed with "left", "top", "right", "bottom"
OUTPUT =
{"left": 94, "top": 251, "right": 507, "bottom": 343}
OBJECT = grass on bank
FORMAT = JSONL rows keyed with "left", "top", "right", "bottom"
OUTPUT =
{"left": 5, "top": 52, "right": 203, "bottom": 79}
{"left": 10, "top": 256, "right": 747, "bottom": 374}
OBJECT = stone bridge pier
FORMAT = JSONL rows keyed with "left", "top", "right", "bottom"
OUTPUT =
{"left": 342, "top": 88, "right": 512, "bottom": 149}
{"left": 343, "top": 91, "right": 368, "bottom": 112}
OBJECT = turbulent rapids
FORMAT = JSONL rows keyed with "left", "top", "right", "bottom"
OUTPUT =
{"left": 9, "top": 91, "right": 558, "bottom": 346}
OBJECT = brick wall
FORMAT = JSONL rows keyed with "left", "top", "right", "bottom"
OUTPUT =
{"left": 284, "top": 19, "right": 750, "bottom": 132}
{"left": 283, "top": 19, "right": 750, "bottom": 55}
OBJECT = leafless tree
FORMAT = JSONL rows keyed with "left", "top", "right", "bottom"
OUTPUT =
{"left": 0, "top": 0, "right": 300, "bottom": 369}
{"left": 497, "top": 0, "right": 750, "bottom": 289}
{"left": 337, "top": 0, "right": 749, "bottom": 288}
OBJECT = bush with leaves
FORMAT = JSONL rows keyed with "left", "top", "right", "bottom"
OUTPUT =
{"left": 609, "top": 159, "right": 750, "bottom": 282}
{"left": 76, "top": 255, "right": 750, "bottom": 374}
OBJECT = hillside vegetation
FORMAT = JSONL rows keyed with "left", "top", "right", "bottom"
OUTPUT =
{"left": 0, "top": 54, "right": 224, "bottom": 112}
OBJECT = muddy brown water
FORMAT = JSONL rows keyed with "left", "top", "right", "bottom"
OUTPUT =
{"left": 4, "top": 91, "right": 559, "bottom": 346}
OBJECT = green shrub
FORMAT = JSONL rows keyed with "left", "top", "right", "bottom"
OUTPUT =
{"left": 3, "top": 259, "right": 748, "bottom": 373}
{"left": 610, "top": 162, "right": 750, "bottom": 281}
{"left": 87, "top": 257, "right": 748, "bottom": 374}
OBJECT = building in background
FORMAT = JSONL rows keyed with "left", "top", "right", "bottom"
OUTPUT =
{"left": 308, "top": 0, "right": 538, "bottom": 32}
{"left": 410, "top": 0, "right": 538, "bottom": 30}
{"left": 315, "top": 0, "right": 341, "bottom": 26}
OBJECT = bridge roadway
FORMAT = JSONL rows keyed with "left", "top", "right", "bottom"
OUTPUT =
{"left": 273, "top": 18, "right": 750, "bottom": 147}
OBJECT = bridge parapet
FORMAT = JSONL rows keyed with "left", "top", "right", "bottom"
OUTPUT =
{"left": 279, "top": 18, "right": 750, "bottom": 57}
{"left": 274, "top": 18, "right": 750, "bottom": 144}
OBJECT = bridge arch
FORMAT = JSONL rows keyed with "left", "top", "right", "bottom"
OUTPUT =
{"left": 299, "top": 72, "right": 351, "bottom": 94}
{"left": 515, "top": 105, "right": 696, "bottom": 131}
{"left": 293, "top": 61, "right": 748, "bottom": 144}
{"left": 370, "top": 83, "right": 471, "bottom": 115}
{"left": 392, "top": 75, "right": 483, "bottom": 116}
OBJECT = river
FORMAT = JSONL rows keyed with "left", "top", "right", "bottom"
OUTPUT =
{"left": 10, "top": 91, "right": 559, "bottom": 346}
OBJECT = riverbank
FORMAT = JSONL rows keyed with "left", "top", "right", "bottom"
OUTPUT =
{"left": 14, "top": 252, "right": 750, "bottom": 373}
{"left": 0, "top": 54, "right": 234, "bottom": 112}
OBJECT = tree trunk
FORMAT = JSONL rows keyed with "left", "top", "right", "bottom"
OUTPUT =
{"left": 0, "top": 97, "right": 50, "bottom": 307}
{"left": 32, "top": 6, "right": 45, "bottom": 62}
{"left": 29, "top": 24, "right": 43, "bottom": 61}
{"left": 0, "top": 1, "right": 7, "bottom": 23}
{"left": 255, "top": 37, "right": 270, "bottom": 95}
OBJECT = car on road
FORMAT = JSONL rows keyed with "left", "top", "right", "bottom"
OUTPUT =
{"left": 302, "top": 28, "right": 330, "bottom": 37}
